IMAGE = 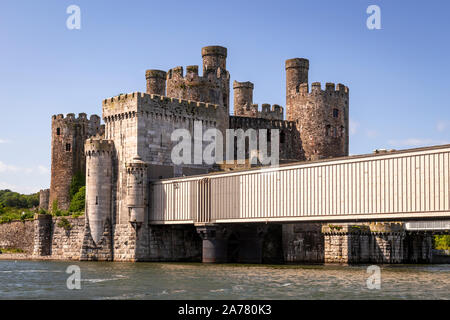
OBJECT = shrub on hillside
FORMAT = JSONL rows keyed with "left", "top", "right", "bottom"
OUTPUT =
{"left": 69, "top": 186, "right": 85, "bottom": 214}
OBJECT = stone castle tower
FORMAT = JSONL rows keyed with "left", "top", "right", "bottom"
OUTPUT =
{"left": 49, "top": 113, "right": 103, "bottom": 211}
{"left": 160, "top": 45, "right": 230, "bottom": 138}
{"left": 285, "top": 58, "right": 349, "bottom": 160}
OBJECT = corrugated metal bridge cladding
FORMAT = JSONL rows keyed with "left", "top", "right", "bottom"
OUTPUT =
{"left": 150, "top": 145, "right": 450, "bottom": 224}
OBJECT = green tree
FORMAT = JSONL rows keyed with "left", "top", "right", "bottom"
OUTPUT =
{"left": 0, "top": 190, "right": 38, "bottom": 208}
{"left": 434, "top": 235, "right": 450, "bottom": 250}
{"left": 69, "top": 186, "right": 85, "bottom": 213}
{"left": 69, "top": 172, "right": 85, "bottom": 201}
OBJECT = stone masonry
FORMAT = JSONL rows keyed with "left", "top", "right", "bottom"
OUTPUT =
{"left": 49, "top": 113, "right": 103, "bottom": 211}
{"left": 322, "top": 223, "right": 433, "bottom": 264}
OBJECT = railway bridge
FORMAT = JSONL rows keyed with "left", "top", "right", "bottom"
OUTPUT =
{"left": 148, "top": 145, "right": 450, "bottom": 264}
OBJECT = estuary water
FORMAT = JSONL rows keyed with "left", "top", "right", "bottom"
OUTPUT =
{"left": 0, "top": 260, "right": 448, "bottom": 300}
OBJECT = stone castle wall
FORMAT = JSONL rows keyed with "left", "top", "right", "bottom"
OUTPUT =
{"left": 0, "top": 216, "right": 201, "bottom": 262}
{"left": 229, "top": 116, "right": 304, "bottom": 161}
{"left": 0, "top": 220, "right": 35, "bottom": 254}
{"left": 50, "top": 217, "right": 85, "bottom": 260}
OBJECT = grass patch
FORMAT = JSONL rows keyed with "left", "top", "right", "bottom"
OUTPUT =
{"left": 0, "top": 207, "right": 35, "bottom": 224}
{"left": 0, "top": 248, "right": 25, "bottom": 254}
{"left": 57, "top": 217, "right": 73, "bottom": 231}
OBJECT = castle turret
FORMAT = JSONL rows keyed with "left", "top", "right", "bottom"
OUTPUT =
{"left": 233, "top": 81, "right": 254, "bottom": 117}
{"left": 146, "top": 69, "right": 166, "bottom": 96}
{"left": 285, "top": 58, "right": 309, "bottom": 120}
{"left": 39, "top": 189, "right": 50, "bottom": 211}
{"left": 49, "top": 113, "right": 102, "bottom": 211}
{"left": 286, "top": 58, "right": 349, "bottom": 160}
{"left": 165, "top": 46, "right": 230, "bottom": 113}
{"left": 126, "top": 156, "right": 148, "bottom": 225}
{"left": 201, "top": 45, "right": 227, "bottom": 73}
{"left": 85, "top": 138, "right": 114, "bottom": 244}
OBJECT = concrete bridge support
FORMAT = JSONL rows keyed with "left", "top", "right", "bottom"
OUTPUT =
{"left": 196, "top": 225, "right": 228, "bottom": 263}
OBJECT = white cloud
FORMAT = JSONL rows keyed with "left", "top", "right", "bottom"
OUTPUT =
{"left": 0, "top": 139, "right": 9, "bottom": 144}
{"left": 0, "top": 181, "right": 41, "bottom": 194}
{"left": 349, "top": 119, "right": 360, "bottom": 135}
{"left": 0, "top": 161, "right": 47, "bottom": 175}
{"left": 388, "top": 138, "right": 450, "bottom": 148}
{"left": 0, "top": 162, "right": 50, "bottom": 193}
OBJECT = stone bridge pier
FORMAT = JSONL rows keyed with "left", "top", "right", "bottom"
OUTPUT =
{"left": 195, "top": 222, "right": 435, "bottom": 264}
{"left": 196, "top": 224, "right": 284, "bottom": 264}
{"left": 286, "top": 222, "right": 433, "bottom": 264}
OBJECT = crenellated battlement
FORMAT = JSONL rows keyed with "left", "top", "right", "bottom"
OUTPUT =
{"left": 102, "top": 92, "right": 220, "bottom": 123}
{"left": 52, "top": 113, "right": 100, "bottom": 124}
{"left": 235, "top": 103, "right": 283, "bottom": 121}
{"left": 167, "top": 65, "right": 229, "bottom": 81}
{"left": 103, "top": 92, "right": 219, "bottom": 109}
{"left": 85, "top": 138, "right": 114, "bottom": 156}
{"left": 126, "top": 156, "right": 148, "bottom": 173}
{"left": 296, "top": 82, "right": 349, "bottom": 97}
{"left": 230, "top": 116, "right": 295, "bottom": 130}
{"left": 255, "top": 103, "right": 283, "bottom": 120}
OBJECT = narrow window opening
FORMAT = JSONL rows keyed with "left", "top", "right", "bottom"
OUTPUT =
{"left": 56, "top": 128, "right": 61, "bottom": 136}
{"left": 95, "top": 196, "right": 98, "bottom": 205}
{"left": 280, "top": 131, "right": 286, "bottom": 144}
{"left": 333, "top": 109, "right": 339, "bottom": 118}
{"left": 65, "top": 143, "right": 71, "bottom": 152}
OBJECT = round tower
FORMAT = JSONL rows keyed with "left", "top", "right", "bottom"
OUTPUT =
{"left": 289, "top": 81, "right": 349, "bottom": 160}
{"left": 126, "top": 156, "right": 148, "bottom": 225}
{"left": 85, "top": 138, "right": 114, "bottom": 244}
{"left": 145, "top": 69, "right": 166, "bottom": 96}
{"left": 201, "top": 46, "right": 227, "bottom": 73}
{"left": 285, "top": 58, "right": 309, "bottom": 120}
{"left": 233, "top": 81, "right": 254, "bottom": 116}
{"left": 39, "top": 189, "right": 50, "bottom": 211}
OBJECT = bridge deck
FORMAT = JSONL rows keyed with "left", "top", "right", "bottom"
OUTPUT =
{"left": 149, "top": 145, "right": 450, "bottom": 224}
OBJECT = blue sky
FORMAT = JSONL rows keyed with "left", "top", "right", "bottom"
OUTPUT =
{"left": 0, "top": 0, "right": 449, "bottom": 194}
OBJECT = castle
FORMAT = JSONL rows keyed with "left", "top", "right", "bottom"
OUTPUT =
{"left": 39, "top": 46, "right": 350, "bottom": 261}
